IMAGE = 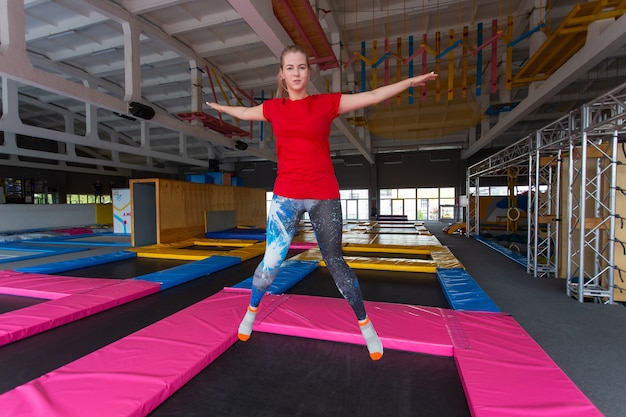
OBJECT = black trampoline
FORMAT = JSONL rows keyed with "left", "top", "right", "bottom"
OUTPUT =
{"left": 52, "top": 257, "right": 190, "bottom": 279}
{"left": 343, "top": 249, "right": 431, "bottom": 259}
{"left": 0, "top": 294, "right": 47, "bottom": 314}
{"left": 181, "top": 244, "right": 245, "bottom": 251}
{"left": 289, "top": 267, "right": 449, "bottom": 308}
{"left": 149, "top": 332, "right": 471, "bottom": 417}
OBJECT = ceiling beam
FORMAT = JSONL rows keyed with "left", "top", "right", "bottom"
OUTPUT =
{"left": 162, "top": 10, "right": 243, "bottom": 35}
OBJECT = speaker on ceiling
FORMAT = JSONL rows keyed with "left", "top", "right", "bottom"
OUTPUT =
{"left": 128, "top": 101, "right": 155, "bottom": 120}
{"left": 208, "top": 159, "right": 220, "bottom": 172}
{"left": 113, "top": 112, "right": 136, "bottom": 121}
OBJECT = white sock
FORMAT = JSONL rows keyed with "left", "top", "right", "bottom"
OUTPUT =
{"left": 238, "top": 305, "right": 258, "bottom": 341}
{"left": 359, "top": 317, "right": 383, "bottom": 360}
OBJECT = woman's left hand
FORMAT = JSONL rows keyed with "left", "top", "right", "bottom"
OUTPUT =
{"left": 409, "top": 72, "right": 438, "bottom": 87}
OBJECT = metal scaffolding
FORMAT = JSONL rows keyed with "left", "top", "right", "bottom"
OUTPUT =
{"left": 527, "top": 115, "right": 571, "bottom": 278}
{"left": 466, "top": 81, "right": 626, "bottom": 303}
{"left": 566, "top": 84, "right": 626, "bottom": 303}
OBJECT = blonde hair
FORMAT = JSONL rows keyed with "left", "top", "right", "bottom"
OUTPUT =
{"left": 276, "top": 45, "right": 309, "bottom": 99}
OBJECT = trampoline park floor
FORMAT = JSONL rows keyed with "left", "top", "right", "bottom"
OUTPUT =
{"left": 0, "top": 224, "right": 607, "bottom": 416}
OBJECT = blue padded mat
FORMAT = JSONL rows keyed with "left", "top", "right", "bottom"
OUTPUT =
{"left": 22, "top": 232, "right": 131, "bottom": 247}
{"left": 0, "top": 244, "right": 88, "bottom": 264}
{"left": 135, "top": 255, "right": 242, "bottom": 290}
{"left": 472, "top": 234, "right": 527, "bottom": 267}
{"left": 233, "top": 259, "right": 319, "bottom": 294}
{"left": 205, "top": 227, "right": 266, "bottom": 240}
{"left": 436, "top": 268, "right": 500, "bottom": 312}
{"left": 15, "top": 250, "right": 137, "bottom": 274}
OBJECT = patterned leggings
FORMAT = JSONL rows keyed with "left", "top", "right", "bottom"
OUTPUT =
{"left": 249, "top": 194, "right": 367, "bottom": 320}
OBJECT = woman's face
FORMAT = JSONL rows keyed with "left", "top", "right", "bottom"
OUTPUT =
{"left": 280, "top": 51, "right": 309, "bottom": 94}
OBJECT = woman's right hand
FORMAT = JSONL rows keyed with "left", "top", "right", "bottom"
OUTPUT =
{"left": 206, "top": 102, "right": 221, "bottom": 112}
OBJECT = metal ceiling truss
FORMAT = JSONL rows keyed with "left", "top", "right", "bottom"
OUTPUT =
{"left": 467, "top": 134, "right": 534, "bottom": 178}
{"left": 1, "top": 76, "right": 213, "bottom": 175}
{"left": 4, "top": 0, "right": 626, "bottom": 174}
{"left": 0, "top": 1, "right": 276, "bottom": 175}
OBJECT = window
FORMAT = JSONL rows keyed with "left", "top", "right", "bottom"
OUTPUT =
{"left": 34, "top": 193, "right": 54, "bottom": 204}
{"left": 468, "top": 185, "right": 539, "bottom": 197}
{"left": 266, "top": 191, "right": 273, "bottom": 216}
{"left": 340, "top": 189, "right": 369, "bottom": 220}
{"left": 265, "top": 189, "right": 370, "bottom": 221}
{"left": 380, "top": 187, "right": 456, "bottom": 221}
{"left": 66, "top": 194, "right": 112, "bottom": 204}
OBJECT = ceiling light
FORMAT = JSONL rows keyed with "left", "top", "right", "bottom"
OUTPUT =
{"left": 92, "top": 47, "right": 118, "bottom": 56}
{"left": 419, "top": 144, "right": 463, "bottom": 151}
{"left": 46, "top": 30, "right": 76, "bottom": 40}
{"left": 375, "top": 147, "right": 417, "bottom": 154}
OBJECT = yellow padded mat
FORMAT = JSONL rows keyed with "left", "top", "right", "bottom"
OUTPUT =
{"left": 291, "top": 243, "right": 463, "bottom": 273}
{"left": 129, "top": 239, "right": 266, "bottom": 261}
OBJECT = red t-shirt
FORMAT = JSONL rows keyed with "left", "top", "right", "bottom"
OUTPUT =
{"left": 263, "top": 93, "right": 341, "bottom": 199}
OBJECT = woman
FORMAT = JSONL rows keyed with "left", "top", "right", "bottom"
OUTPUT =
{"left": 207, "top": 45, "right": 437, "bottom": 361}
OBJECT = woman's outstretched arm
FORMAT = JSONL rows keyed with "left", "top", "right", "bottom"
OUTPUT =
{"left": 337, "top": 72, "right": 438, "bottom": 115}
{"left": 205, "top": 102, "right": 267, "bottom": 122}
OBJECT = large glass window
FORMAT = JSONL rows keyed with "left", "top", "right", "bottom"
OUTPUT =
{"left": 34, "top": 193, "right": 55, "bottom": 204}
{"left": 266, "top": 191, "right": 273, "bottom": 216}
{"left": 469, "top": 185, "right": 538, "bottom": 196}
{"left": 417, "top": 188, "right": 439, "bottom": 220}
{"left": 340, "top": 189, "right": 369, "bottom": 220}
{"left": 66, "top": 194, "right": 111, "bottom": 204}
{"left": 265, "top": 189, "right": 370, "bottom": 221}
{"left": 380, "top": 187, "right": 456, "bottom": 221}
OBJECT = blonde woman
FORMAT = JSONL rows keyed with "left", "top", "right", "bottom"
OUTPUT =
{"left": 207, "top": 45, "right": 437, "bottom": 360}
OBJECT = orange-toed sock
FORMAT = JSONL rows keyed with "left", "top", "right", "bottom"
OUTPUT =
{"left": 238, "top": 305, "right": 258, "bottom": 341}
{"left": 359, "top": 317, "right": 383, "bottom": 360}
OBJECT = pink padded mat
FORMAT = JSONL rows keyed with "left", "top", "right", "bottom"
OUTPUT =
{"left": 0, "top": 290, "right": 602, "bottom": 417}
{"left": 0, "top": 270, "right": 159, "bottom": 346}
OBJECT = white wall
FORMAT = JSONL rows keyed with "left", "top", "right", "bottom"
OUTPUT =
{"left": 0, "top": 204, "right": 97, "bottom": 233}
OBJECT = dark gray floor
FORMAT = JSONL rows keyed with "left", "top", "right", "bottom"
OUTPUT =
{"left": 429, "top": 221, "right": 626, "bottom": 417}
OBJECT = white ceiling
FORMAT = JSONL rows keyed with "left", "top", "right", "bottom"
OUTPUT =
{"left": 1, "top": 0, "right": 626, "bottom": 176}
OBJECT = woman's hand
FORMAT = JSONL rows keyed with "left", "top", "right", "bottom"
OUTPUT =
{"left": 206, "top": 102, "right": 221, "bottom": 112}
{"left": 408, "top": 72, "right": 438, "bottom": 87}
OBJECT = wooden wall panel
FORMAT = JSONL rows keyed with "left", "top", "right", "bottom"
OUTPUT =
{"left": 233, "top": 186, "right": 266, "bottom": 228}
{"left": 130, "top": 178, "right": 265, "bottom": 245}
